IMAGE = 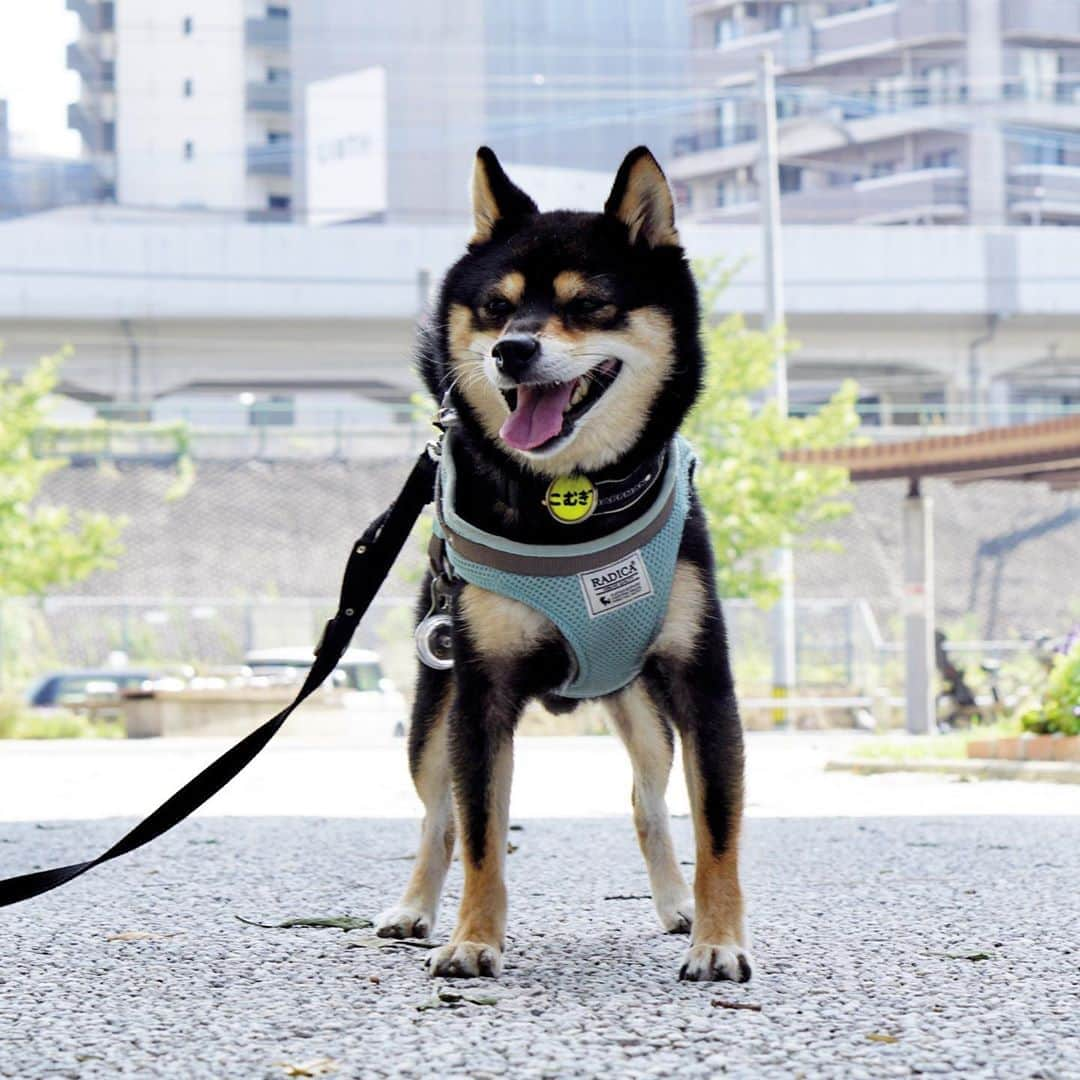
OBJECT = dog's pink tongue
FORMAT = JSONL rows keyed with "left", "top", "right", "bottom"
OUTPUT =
{"left": 500, "top": 382, "right": 574, "bottom": 450}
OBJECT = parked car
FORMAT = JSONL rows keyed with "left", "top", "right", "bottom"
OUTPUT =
{"left": 244, "top": 647, "right": 408, "bottom": 737}
{"left": 25, "top": 668, "right": 163, "bottom": 710}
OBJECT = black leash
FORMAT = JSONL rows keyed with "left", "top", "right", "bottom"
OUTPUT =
{"left": 0, "top": 442, "right": 441, "bottom": 909}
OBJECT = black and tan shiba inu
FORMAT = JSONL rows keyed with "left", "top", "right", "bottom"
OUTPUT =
{"left": 375, "top": 147, "right": 750, "bottom": 983}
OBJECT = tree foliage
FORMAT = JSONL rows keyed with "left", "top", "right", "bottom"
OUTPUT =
{"left": 0, "top": 356, "right": 125, "bottom": 596}
{"left": 684, "top": 266, "right": 859, "bottom": 605}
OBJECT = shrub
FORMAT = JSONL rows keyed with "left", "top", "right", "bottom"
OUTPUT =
{"left": 1020, "top": 640, "right": 1080, "bottom": 736}
{"left": 0, "top": 698, "right": 125, "bottom": 739}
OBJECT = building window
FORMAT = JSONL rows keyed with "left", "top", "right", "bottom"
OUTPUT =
{"left": 1020, "top": 132, "right": 1067, "bottom": 166}
{"left": 183, "top": 140, "right": 194, "bottom": 160}
{"left": 267, "top": 130, "right": 289, "bottom": 144}
{"left": 267, "top": 4, "right": 289, "bottom": 16}
{"left": 671, "top": 181, "right": 691, "bottom": 210}
{"left": 183, "top": 78, "right": 194, "bottom": 97}
{"left": 182, "top": 15, "right": 193, "bottom": 34}
{"left": 714, "top": 17, "right": 739, "bottom": 47}
{"left": 267, "top": 66, "right": 289, "bottom": 84}
{"left": 1018, "top": 48, "right": 1061, "bottom": 103}
{"left": 767, "top": 2, "right": 799, "bottom": 29}
{"left": 715, "top": 180, "right": 728, "bottom": 208}
{"left": 268, "top": 194, "right": 291, "bottom": 210}
{"left": 103, "top": 120, "right": 116, "bottom": 153}
{"left": 249, "top": 394, "right": 294, "bottom": 427}
{"left": 778, "top": 165, "right": 802, "bottom": 193}
{"left": 921, "top": 148, "right": 959, "bottom": 170}
{"left": 871, "top": 161, "right": 896, "bottom": 178}
{"left": 776, "top": 91, "right": 799, "bottom": 120}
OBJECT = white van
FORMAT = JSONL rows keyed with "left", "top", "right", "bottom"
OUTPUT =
{"left": 244, "top": 647, "right": 408, "bottom": 737}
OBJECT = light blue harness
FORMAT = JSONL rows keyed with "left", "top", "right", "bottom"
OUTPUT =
{"left": 435, "top": 435, "right": 695, "bottom": 699}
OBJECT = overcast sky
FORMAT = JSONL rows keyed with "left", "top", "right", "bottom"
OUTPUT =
{"left": 0, "top": 0, "right": 80, "bottom": 156}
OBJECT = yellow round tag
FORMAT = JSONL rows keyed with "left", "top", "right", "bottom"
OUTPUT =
{"left": 545, "top": 474, "right": 596, "bottom": 524}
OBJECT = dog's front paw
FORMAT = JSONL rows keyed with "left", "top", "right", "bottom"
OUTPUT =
{"left": 426, "top": 941, "right": 503, "bottom": 978}
{"left": 656, "top": 894, "right": 694, "bottom": 935}
{"left": 679, "top": 943, "right": 753, "bottom": 982}
{"left": 374, "top": 905, "right": 434, "bottom": 940}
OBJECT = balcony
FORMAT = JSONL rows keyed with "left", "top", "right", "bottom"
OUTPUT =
{"left": 246, "top": 77, "right": 291, "bottom": 113}
{"left": 813, "top": 1, "right": 898, "bottom": 57}
{"left": 815, "top": 0, "right": 963, "bottom": 58}
{"left": 1002, "top": 0, "right": 1080, "bottom": 41}
{"left": 700, "top": 167, "right": 967, "bottom": 225}
{"left": 66, "top": 41, "right": 115, "bottom": 92}
{"left": 67, "top": 102, "right": 115, "bottom": 153}
{"left": 693, "top": 1, "right": 964, "bottom": 82}
{"left": 1009, "top": 164, "right": 1080, "bottom": 222}
{"left": 246, "top": 142, "right": 292, "bottom": 177}
{"left": 65, "top": 0, "right": 114, "bottom": 33}
{"left": 245, "top": 13, "right": 289, "bottom": 49}
{"left": 673, "top": 124, "right": 756, "bottom": 158}
{"left": 693, "top": 25, "right": 813, "bottom": 82}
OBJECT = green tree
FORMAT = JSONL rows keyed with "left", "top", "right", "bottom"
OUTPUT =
{"left": 0, "top": 355, "right": 124, "bottom": 596}
{"left": 684, "top": 267, "right": 859, "bottom": 605}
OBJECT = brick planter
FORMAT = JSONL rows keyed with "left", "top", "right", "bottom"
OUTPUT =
{"left": 967, "top": 734, "right": 1080, "bottom": 763}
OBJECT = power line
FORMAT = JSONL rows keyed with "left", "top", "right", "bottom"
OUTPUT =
{"left": 9, "top": 264, "right": 1080, "bottom": 290}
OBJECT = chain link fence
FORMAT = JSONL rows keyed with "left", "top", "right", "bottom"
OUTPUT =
{"left": 4, "top": 437, "right": 1078, "bottom": 716}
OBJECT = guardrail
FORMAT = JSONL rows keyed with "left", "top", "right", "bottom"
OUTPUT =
{"left": 27, "top": 402, "right": 1080, "bottom": 462}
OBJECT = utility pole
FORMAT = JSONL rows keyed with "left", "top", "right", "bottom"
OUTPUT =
{"left": 758, "top": 50, "right": 797, "bottom": 720}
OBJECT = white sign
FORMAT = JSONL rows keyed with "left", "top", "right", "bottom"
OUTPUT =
{"left": 579, "top": 550, "right": 654, "bottom": 619}
{"left": 305, "top": 67, "right": 387, "bottom": 226}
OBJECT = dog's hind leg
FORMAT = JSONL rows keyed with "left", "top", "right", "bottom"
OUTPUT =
{"left": 648, "top": 552, "right": 752, "bottom": 982}
{"left": 375, "top": 664, "right": 455, "bottom": 940}
{"left": 667, "top": 594, "right": 752, "bottom": 983}
{"left": 607, "top": 682, "right": 693, "bottom": 934}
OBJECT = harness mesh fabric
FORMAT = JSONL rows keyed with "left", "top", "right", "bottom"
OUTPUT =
{"left": 438, "top": 437, "right": 695, "bottom": 699}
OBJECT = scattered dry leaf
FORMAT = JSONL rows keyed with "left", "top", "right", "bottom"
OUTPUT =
{"left": 867, "top": 1033, "right": 899, "bottom": 1044}
{"left": 106, "top": 930, "right": 182, "bottom": 943}
{"left": 275, "top": 1058, "right": 339, "bottom": 1077}
{"left": 417, "top": 988, "right": 499, "bottom": 1011}
{"left": 346, "top": 935, "right": 437, "bottom": 951}
{"left": 711, "top": 999, "right": 762, "bottom": 1012}
{"left": 235, "top": 915, "right": 372, "bottom": 932}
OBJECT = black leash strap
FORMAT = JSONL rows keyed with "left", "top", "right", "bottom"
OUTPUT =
{"left": 0, "top": 445, "right": 440, "bottom": 909}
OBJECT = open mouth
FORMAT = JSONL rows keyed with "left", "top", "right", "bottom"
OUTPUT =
{"left": 498, "top": 359, "right": 622, "bottom": 452}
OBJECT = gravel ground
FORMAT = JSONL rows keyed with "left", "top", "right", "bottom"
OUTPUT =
{"left": 2, "top": 808, "right": 1078, "bottom": 1078}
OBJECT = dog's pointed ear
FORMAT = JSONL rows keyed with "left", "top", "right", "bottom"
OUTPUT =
{"left": 470, "top": 147, "right": 538, "bottom": 245}
{"left": 604, "top": 146, "right": 679, "bottom": 249}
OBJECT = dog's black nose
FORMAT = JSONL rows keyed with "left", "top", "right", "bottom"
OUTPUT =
{"left": 492, "top": 334, "right": 540, "bottom": 380}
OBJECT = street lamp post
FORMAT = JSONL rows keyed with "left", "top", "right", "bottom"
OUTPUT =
{"left": 758, "top": 50, "right": 798, "bottom": 720}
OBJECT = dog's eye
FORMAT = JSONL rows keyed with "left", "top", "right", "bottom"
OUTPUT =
{"left": 482, "top": 297, "right": 515, "bottom": 319}
{"left": 565, "top": 297, "right": 607, "bottom": 317}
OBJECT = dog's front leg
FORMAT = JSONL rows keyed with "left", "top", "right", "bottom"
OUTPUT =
{"left": 425, "top": 584, "right": 566, "bottom": 979}
{"left": 426, "top": 664, "right": 515, "bottom": 979}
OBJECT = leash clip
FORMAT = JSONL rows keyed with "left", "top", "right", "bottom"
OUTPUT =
{"left": 415, "top": 567, "right": 455, "bottom": 670}
{"left": 426, "top": 400, "right": 458, "bottom": 463}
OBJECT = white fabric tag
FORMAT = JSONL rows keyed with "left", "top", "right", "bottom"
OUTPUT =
{"left": 578, "top": 549, "right": 654, "bottom": 619}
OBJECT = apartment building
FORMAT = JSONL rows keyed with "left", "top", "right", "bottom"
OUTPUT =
{"left": 66, "top": 0, "right": 293, "bottom": 220}
{"left": 670, "top": 0, "right": 1080, "bottom": 226}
